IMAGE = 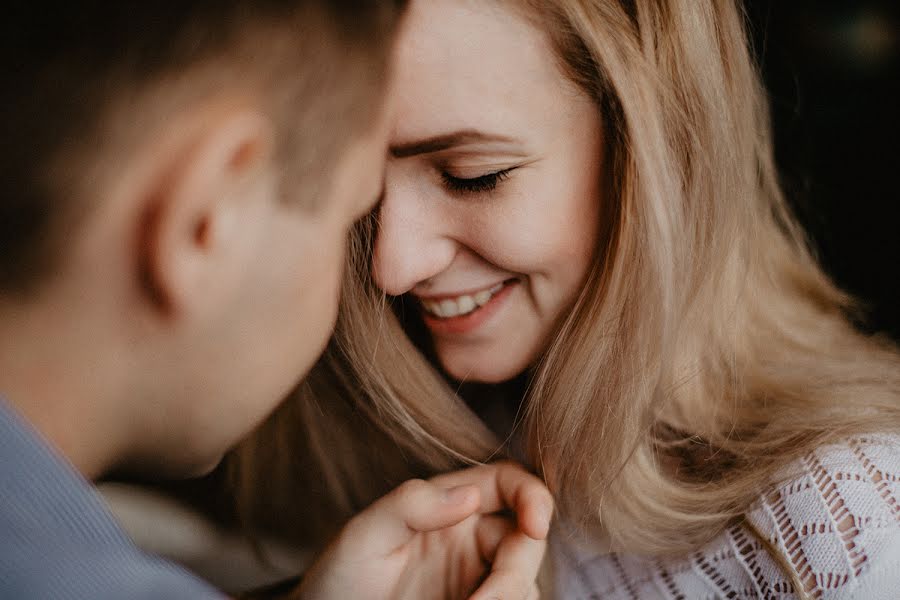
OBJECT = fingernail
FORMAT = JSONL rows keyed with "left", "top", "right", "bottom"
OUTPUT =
{"left": 537, "top": 499, "right": 553, "bottom": 533}
{"left": 443, "top": 485, "right": 475, "bottom": 504}
{"left": 544, "top": 498, "right": 555, "bottom": 520}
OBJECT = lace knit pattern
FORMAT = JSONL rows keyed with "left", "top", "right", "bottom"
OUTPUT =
{"left": 552, "top": 434, "right": 900, "bottom": 599}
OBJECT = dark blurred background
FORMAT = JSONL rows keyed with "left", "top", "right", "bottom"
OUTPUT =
{"left": 745, "top": 1, "right": 899, "bottom": 341}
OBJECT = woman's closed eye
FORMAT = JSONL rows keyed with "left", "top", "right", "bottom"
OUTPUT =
{"left": 441, "top": 167, "right": 517, "bottom": 194}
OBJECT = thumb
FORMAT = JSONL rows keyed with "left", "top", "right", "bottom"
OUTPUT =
{"left": 344, "top": 479, "right": 481, "bottom": 554}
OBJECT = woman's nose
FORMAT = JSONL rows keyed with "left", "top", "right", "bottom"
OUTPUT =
{"left": 372, "top": 186, "right": 456, "bottom": 296}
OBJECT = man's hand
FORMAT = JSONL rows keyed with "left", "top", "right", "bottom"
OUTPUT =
{"left": 295, "top": 461, "right": 552, "bottom": 600}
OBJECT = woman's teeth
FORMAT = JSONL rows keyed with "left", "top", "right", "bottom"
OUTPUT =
{"left": 422, "top": 283, "right": 504, "bottom": 318}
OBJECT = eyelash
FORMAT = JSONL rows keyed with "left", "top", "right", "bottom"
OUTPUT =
{"left": 441, "top": 167, "right": 515, "bottom": 194}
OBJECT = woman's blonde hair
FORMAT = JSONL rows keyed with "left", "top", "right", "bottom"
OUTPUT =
{"left": 228, "top": 0, "right": 900, "bottom": 559}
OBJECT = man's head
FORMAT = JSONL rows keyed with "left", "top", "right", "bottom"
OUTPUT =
{"left": 0, "top": 2, "right": 403, "bottom": 477}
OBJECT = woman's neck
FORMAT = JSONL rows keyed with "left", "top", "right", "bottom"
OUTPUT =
{"left": 457, "top": 373, "right": 531, "bottom": 452}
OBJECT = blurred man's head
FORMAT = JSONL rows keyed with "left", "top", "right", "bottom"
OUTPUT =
{"left": 0, "top": 1, "right": 404, "bottom": 477}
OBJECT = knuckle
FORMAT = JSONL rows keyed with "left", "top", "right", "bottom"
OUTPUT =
{"left": 343, "top": 509, "right": 375, "bottom": 539}
{"left": 396, "top": 478, "right": 430, "bottom": 503}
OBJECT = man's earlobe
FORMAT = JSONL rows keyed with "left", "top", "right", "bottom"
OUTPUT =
{"left": 137, "top": 109, "right": 275, "bottom": 319}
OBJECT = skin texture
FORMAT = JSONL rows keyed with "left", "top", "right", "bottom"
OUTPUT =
{"left": 298, "top": 462, "right": 551, "bottom": 600}
{"left": 0, "top": 101, "right": 388, "bottom": 480}
{"left": 375, "top": 0, "right": 604, "bottom": 383}
{"left": 137, "top": 107, "right": 392, "bottom": 477}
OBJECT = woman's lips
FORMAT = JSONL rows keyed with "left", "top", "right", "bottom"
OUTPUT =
{"left": 418, "top": 282, "right": 504, "bottom": 318}
{"left": 418, "top": 279, "right": 519, "bottom": 336}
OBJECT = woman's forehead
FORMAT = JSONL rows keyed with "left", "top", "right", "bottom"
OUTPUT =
{"left": 390, "top": 0, "right": 566, "bottom": 142}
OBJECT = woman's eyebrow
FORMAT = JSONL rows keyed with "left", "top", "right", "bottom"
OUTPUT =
{"left": 389, "top": 130, "right": 520, "bottom": 158}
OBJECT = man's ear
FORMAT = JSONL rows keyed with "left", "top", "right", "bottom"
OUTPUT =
{"left": 137, "top": 110, "right": 275, "bottom": 319}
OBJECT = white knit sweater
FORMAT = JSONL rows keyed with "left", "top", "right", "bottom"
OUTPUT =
{"left": 551, "top": 434, "right": 900, "bottom": 599}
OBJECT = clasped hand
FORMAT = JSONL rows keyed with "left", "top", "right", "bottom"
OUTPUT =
{"left": 295, "top": 461, "right": 553, "bottom": 600}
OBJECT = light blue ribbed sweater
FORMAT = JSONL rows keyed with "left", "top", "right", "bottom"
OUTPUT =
{"left": 0, "top": 398, "right": 223, "bottom": 599}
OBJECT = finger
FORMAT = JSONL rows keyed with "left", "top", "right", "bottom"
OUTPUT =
{"left": 345, "top": 479, "right": 480, "bottom": 553}
{"left": 491, "top": 461, "right": 553, "bottom": 540}
{"left": 474, "top": 515, "right": 515, "bottom": 564}
{"left": 431, "top": 461, "right": 554, "bottom": 540}
{"left": 527, "top": 582, "right": 541, "bottom": 600}
{"left": 469, "top": 530, "right": 547, "bottom": 600}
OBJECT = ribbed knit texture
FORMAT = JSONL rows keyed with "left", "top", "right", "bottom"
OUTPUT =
{"left": 1, "top": 399, "right": 223, "bottom": 599}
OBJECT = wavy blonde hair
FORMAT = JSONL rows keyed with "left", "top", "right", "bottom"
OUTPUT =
{"left": 228, "top": 0, "right": 900, "bottom": 561}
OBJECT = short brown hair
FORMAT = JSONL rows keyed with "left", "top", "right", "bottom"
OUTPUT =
{"left": 0, "top": 1, "right": 405, "bottom": 292}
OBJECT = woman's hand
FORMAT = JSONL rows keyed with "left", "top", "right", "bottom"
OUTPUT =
{"left": 294, "top": 461, "right": 552, "bottom": 600}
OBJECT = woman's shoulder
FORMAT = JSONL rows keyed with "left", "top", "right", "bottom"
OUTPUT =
{"left": 550, "top": 434, "right": 900, "bottom": 600}
{"left": 749, "top": 432, "right": 900, "bottom": 549}
{"left": 745, "top": 432, "right": 900, "bottom": 598}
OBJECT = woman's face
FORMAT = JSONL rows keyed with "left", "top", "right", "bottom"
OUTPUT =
{"left": 375, "top": 0, "right": 603, "bottom": 383}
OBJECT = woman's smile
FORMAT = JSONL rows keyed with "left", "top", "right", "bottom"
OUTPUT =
{"left": 415, "top": 278, "right": 520, "bottom": 336}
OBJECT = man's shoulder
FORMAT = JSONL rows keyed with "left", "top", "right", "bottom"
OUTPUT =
{"left": 0, "top": 400, "right": 223, "bottom": 599}
{"left": 1, "top": 545, "right": 224, "bottom": 599}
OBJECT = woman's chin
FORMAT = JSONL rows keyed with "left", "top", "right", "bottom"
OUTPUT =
{"left": 439, "top": 354, "right": 527, "bottom": 385}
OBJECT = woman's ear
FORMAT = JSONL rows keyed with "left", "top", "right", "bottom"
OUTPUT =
{"left": 136, "top": 109, "right": 275, "bottom": 321}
